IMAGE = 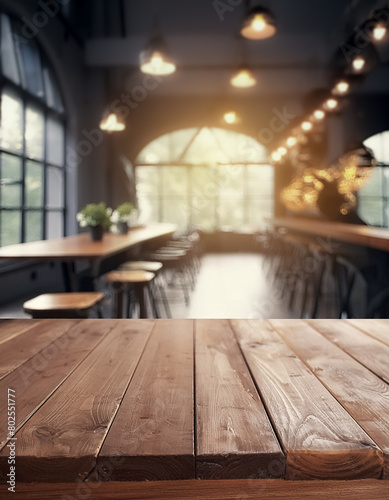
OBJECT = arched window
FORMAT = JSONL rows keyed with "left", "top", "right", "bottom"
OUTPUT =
{"left": 0, "top": 12, "right": 66, "bottom": 247}
{"left": 359, "top": 132, "right": 389, "bottom": 227}
{"left": 135, "top": 127, "right": 274, "bottom": 231}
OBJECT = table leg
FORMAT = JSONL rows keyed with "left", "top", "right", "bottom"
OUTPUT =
{"left": 113, "top": 283, "right": 124, "bottom": 318}
{"left": 61, "top": 261, "right": 77, "bottom": 292}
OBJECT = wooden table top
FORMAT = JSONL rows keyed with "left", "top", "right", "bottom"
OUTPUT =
{"left": 1, "top": 318, "right": 389, "bottom": 498}
{"left": 271, "top": 217, "right": 389, "bottom": 251}
{"left": 0, "top": 224, "right": 176, "bottom": 261}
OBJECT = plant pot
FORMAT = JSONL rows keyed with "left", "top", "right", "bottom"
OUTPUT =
{"left": 117, "top": 221, "right": 129, "bottom": 235}
{"left": 90, "top": 225, "right": 104, "bottom": 241}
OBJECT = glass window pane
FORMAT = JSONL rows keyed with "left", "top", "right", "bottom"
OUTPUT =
{"left": 247, "top": 165, "right": 274, "bottom": 198}
{"left": 46, "top": 211, "right": 64, "bottom": 239}
{"left": 43, "top": 68, "right": 64, "bottom": 112}
{"left": 162, "top": 167, "right": 188, "bottom": 197}
{"left": 25, "top": 211, "right": 43, "bottom": 242}
{"left": 1, "top": 184, "right": 21, "bottom": 207}
{"left": 358, "top": 198, "right": 384, "bottom": 226}
{"left": 1, "top": 210, "right": 21, "bottom": 245}
{"left": 19, "top": 38, "right": 44, "bottom": 98}
{"left": 358, "top": 168, "right": 383, "bottom": 197}
{"left": 0, "top": 89, "right": 23, "bottom": 153}
{"left": 1, "top": 14, "right": 20, "bottom": 84}
{"left": 217, "top": 199, "right": 244, "bottom": 228}
{"left": 161, "top": 199, "right": 189, "bottom": 230}
{"left": 26, "top": 106, "right": 45, "bottom": 160}
{"left": 247, "top": 199, "right": 274, "bottom": 225}
{"left": 138, "top": 196, "right": 159, "bottom": 223}
{"left": 191, "top": 199, "right": 216, "bottom": 231}
{"left": 218, "top": 165, "right": 244, "bottom": 198}
{"left": 25, "top": 161, "right": 43, "bottom": 207}
{"left": 46, "top": 167, "right": 64, "bottom": 208}
{"left": 1, "top": 153, "right": 22, "bottom": 181}
{"left": 136, "top": 166, "right": 159, "bottom": 197}
{"left": 46, "top": 117, "right": 65, "bottom": 166}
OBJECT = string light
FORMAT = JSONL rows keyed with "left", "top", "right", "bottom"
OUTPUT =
{"left": 286, "top": 136, "right": 297, "bottom": 147}
{"left": 325, "top": 98, "right": 339, "bottom": 110}
{"left": 301, "top": 121, "right": 313, "bottom": 131}
{"left": 333, "top": 80, "right": 350, "bottom": 95}
{"left": 352, "top": 55, "right": 366, "bottom": 72}
{"left": 373, "top": 23, "right": 387, "bottom": 41}
{"left": 313, "top": 109, "right": 325, "bottom": 120}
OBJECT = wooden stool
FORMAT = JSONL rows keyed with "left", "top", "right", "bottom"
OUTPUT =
{"left": 23, "top": 293, "right": 105, "bottom": 319}
{"left": 105, "top": 270, "right": 158, "bottom": 319}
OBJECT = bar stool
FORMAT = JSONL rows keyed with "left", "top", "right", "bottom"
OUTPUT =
{"left": 118, "top": 261, "right": 171, "bottom": 318}
{"left": 23, "top": 292, "right": 105, "bottom": 319}
{"left": 104, "top": 270, "right": 158, "bottom": 318}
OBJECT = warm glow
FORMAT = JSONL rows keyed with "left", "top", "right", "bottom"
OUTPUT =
{"left": 333, "top": 80, "right": 350, "bottom": 95}
{"left": 286, "top": 136, "right": 297, "bottom": 147}
{"left": 325, "top": 98, "right": 339, "bottom": 110}
{"left": 230, "top": 68, "right": 257, "bottom": 88}
{"left": 99, "top": 113, "right": 125, "bottom": 132}
{"left": 313, "top": 109, "right": 325, "bottom": 120}
{"left": 140, "top": 51, "right": 176, "bottom": 75}
{"left": 373, "top": 23, "right": 387, "bottom": 41}
{"left": 272, "top": 151, "right": 282, "bottom": 162}
{"left": 301, "top": 121, "right": 313, "bottom": 131}
{"left": 352, "top": 56, "right": 366, "bottom": 72}
{"left": 241, "top": 10, "right": 276, "bottom": 40}
{"left": 278, "top": 147, "right": 287, "bottom": 156}
{"left": 223, "top": 111, "right": 238, "bottom": 124}
{"left": 252, "top": 15, "right": 266, "bottom": 32}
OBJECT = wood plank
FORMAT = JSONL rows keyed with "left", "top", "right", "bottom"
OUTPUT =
{"left": 347, "top": 319, "right": 389, "bottom": 347}
{"left": 97, "top": 319, "right": 195, "bottom": 481}
{"left": 0, "top": 320, "right": 43, "bottom": 345}
{"left": 0, "top": 320, "right": 116, "bottom": 449}
{"left": 195, "top": 319, "right": 284, "bottom": 480}
{"left": 271, "top": 319, "right": 389, "bottom": 479}
{"left": 0, "top": 320, "right": 154, "bottom": 483}
{"left": 231, "top": 319, "right": 383, "bottom": 480}
{"left": 0, "top": 320, "right": 81, "bottom": 380}
{"left": 4, "top": 479, "right": 389, "bottom": 500}
{"left": 308, "top": 319, "right": 389, "bottom": 384}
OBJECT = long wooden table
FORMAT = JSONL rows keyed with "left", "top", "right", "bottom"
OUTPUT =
{"left": 271, "top": 217, "right": 389, "bottom": 252}
{"left": 0, "top": 224, "right": 176, "bottom": 290}
{"left": 1, "top": 319, "right": 389, "bottom": 499}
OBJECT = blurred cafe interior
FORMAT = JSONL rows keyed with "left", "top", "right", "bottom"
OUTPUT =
{"left": 1, "top": 0, "right": 389, "bottom": 319}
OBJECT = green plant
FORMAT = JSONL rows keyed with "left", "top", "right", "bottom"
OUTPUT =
{"left": 112, "top": 202, "right": 135, "bottom": 223}
{"left": 76, "top": 203, "right": 112, "bottom": 228}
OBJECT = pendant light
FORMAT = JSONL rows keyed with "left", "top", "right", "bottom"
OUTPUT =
{"left": 230, "top": 37, "right": 257, "bottom": 88}
{"left": 241, "top": 2, "right": 277, "bottom": 40}
{"left": 140, "top": 15, "right": 176, "bottom": 76}
{"left": 100, "top": 112, "right": 125, "bottom": 132}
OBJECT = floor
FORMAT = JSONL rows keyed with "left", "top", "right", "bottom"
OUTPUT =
{"left": 0, "top": 253, "right": 298, "bottom": 320}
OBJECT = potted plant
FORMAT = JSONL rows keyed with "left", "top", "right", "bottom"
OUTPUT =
{"left": 76, "top": 203, "right": 112, "bottom": 241}
{"left": 111, "top": 202, "right": 135, "bottom": 234}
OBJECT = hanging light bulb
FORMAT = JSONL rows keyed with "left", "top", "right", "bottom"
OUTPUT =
{"left": 140, "top": 16, "right": 176, "bottom": 76}
{"left": 313, "top": 109, "right": 325, "bottom": 121}
{"left": 241, "top": 6, "right": 277, "bottom": 40}
{"left": 325, "top": 98, "right": 339, "bottom": 111}
{"left": 301, "top": 121, "right": 313, "bottom": 131}
{"left": 271, "top": 151, "right": 282, "bottom": 162}
{"left": 278, "top": 146, "right": 287, "bottom": 156}
{"left": 286, "top": 136, "right": 297, "bottom": 147}
{"left": 230, "top": 68, "right": 257, "bottom": 88}
{"left": 373, "top": 23, "right": 387, "bottom": 41}
{"left": 223, "top": 111, "right": 239, "bottom": 124}
{"left": 333, "top": 80, "right": 350, "bottom": 95}
{"left": 352, "top": 55, "right": 366, "bottom": 72}
{"left": 99, "top": 113, "right": 125, "bottom": 132}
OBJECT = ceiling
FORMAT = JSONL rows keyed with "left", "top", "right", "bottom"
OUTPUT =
{"left": 79, "top": 0, "right": 389, "bottom": 97}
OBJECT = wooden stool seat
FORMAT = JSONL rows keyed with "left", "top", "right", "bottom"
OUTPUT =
{"left": 105, "top": 270, "right": 155, "bottom": 284}
{"left": 119, "top": 261, "right": 163, "bottom": 273}
{"left": 23, "top": 292, "right": 105, "bottom": 319}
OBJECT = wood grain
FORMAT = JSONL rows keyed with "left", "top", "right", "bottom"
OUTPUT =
{"left": 4, "top": 479, "right": 389, "bottom": 500}
{"left": 98, "top": 319, "right": 194, "bottom": 481}
{"left": 0, "top": 319, "right": 43, "bottom": 345}
{"left": 23, "top": 293, "right": 105, "bottom": 312}
{"left": 308, "top": 319, "right": 389, "bottom": 384}
{"left": 347, "top": 319, "right": 389, "bottom": 347}
{"left": 271, "top": 319, "right": 389, "bottom": 478}
{"left": 0, "top": 320, "right": 115, "bottom": 448}
{"left": 0, "top": 320, "right": 81, "bottom": 380}
{"left": 195, "top": 319, "right": 284, "bottom": 480}
{"left": 0, "top": 320, "right": 154, "bottom": 482}
{"left": 232, "top": 319, "right": 383, "bottom": 480}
